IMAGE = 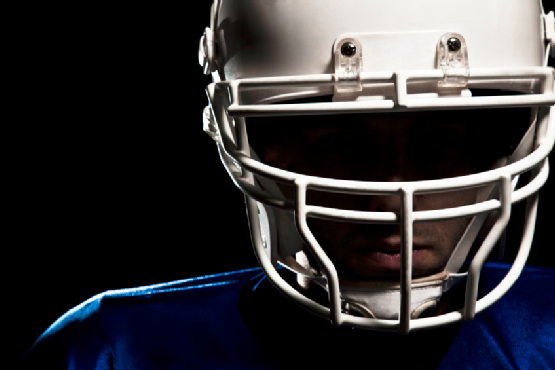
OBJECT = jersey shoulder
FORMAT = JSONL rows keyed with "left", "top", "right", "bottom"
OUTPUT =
{"left": 19, "top": 267, "right": 278, "bottom": 370}
{"left": 440, "top": 262, "right": 555, "bottom": 370}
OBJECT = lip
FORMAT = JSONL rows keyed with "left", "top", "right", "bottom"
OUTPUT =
{"left": 354, "top": 241, "right": 433, "bottom": 271}
{"left": 369, "top": 240, "right": 432, "bottom": 253}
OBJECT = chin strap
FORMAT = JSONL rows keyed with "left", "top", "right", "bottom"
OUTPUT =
{"left": 336, "top": 272, "right": 466, "bottom": 319}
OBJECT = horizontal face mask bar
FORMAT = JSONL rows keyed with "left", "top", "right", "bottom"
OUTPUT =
{"left": 227, "top": 159, "right": 548, "bottom": 224}
{"left": 223, "top": 67, "right": 554, "bottom": 118}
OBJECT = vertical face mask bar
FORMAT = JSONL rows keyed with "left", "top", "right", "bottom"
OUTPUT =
{"left": 213, "top": 84, "right": 238, "bottom": 152}
{"left": 400, "top": 187, "right": 414, "bottom": 335}
{"left": 246, "top": 193, "right": 337, "bottom": 323}
{"left": 472, "top": 175, "right": 540, "bottom": 316}
{"left": 463, "top": 174, "right": 512, "bottom": 321}
{"left": 294, "top": 177, "right": 343, "bottom": 326}
{"left": 230, "top": 83, "right": 247, "bottom": 156}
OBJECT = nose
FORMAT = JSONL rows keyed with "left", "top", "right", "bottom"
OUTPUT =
{"left": 367, "top": 176, "right": 417, "bottom": 213}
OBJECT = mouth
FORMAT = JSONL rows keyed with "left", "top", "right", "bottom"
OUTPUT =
{"left": 355, "top": 241, "right": 432, "bottom": 271}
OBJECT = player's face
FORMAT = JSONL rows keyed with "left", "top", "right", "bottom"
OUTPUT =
{"left": 247, "top": 106, "right": 529, "bottom": 281}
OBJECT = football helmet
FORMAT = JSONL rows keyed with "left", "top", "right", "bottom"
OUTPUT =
{"left": 199, "top": 0, "right": 555, "bottom": 334}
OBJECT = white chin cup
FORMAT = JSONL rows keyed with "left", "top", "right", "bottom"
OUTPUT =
{"left": 335, "top": 272, "right": 467, "bottom": 320}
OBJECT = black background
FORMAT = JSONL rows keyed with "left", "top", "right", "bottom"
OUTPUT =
{"left": 12, "top": 1, "right": 554, "bottom": 366}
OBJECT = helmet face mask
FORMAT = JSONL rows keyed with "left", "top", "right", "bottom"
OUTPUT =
{"left": 246, "top": 101, "right": 532, "bottom": 280}
{"left": 200, "top": 0, "right": 555, "bottom": 333}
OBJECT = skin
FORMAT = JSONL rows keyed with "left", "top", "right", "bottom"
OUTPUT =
{"left": 247, "top": 107, "right": 529, "bottom": 281}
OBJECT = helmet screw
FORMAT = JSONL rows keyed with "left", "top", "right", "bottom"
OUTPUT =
{"left": 447, "top": 37, "right": 461, "bottom": 52}
{"left": 341, "top": 42, "right": 356, "bottom": 57}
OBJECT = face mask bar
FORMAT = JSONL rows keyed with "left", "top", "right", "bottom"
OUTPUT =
{"left": 205, "top": 66, "right": 555, "bottom": 334}
{"left": 225, "top": 68, "right": 553, "bottom": 116}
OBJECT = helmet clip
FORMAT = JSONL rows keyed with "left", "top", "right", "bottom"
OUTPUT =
{"left": 334, "top": 38, "right": 363, "bottom": 93}
{"left": 437, "top": 32, "right": 469, "bottom": 88}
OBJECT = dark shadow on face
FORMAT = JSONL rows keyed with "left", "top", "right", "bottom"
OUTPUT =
{"left": 246, "top": 94, "right": 531, "bottom": 279}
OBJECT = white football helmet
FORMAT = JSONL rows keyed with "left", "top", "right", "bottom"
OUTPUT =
{"left": 199, "top": 0, "right": 555, "bottom": 334}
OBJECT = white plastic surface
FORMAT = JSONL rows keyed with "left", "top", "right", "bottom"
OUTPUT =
{"left": 216, "top": 0, "right": 544, "bottom": 104}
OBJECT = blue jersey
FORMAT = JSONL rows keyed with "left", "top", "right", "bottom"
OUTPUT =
{"left": 19, "top": 262, "right": 555, "bottom": 369}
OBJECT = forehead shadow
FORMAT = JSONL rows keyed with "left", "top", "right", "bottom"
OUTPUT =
{"left": 247, "top": 92, "right": 531, "bottom": 146}
{"left": 277, "top": 110, "right": 462, "bottom": 133}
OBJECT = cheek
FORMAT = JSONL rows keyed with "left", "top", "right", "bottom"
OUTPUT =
{"left": 414, "top": 189, "right": 479, "bottom": 261}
